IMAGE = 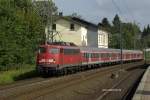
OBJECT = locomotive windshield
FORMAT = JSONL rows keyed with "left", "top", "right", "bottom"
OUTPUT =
{"left": 49, "top": 48, "right": 60, "bottom": 54}
{"left": 38, "top": 47, "right": 46, "bottom": 53}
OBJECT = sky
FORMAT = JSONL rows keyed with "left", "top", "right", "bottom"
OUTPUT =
{"left": 54, "top": 0, "right": 150, "bottom": 29}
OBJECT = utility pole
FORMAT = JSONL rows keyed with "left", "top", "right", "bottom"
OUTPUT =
{"left": 120, "top": 21, "right": 123, "bottom": 69}
{"left": 33, "top": 0, "right": 54, "bottom": 44}
{"left": 111, "top": 0, "right": 123, "bottom": 69}
{"left": 144, "top": 39, "right": 147, "bottom": 65}
{"left": 133, "top": 29, "right": 136, "bottom": 50}
{"left": 47, "top": 0, "right": 53, "bottom": 43}
{"left": 46, "top": 0, "right": 61, "bottom": 43}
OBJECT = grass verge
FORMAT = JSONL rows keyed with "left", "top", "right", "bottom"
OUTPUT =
{"left": 0, "top": 65, "right": 39, "bottom": 85}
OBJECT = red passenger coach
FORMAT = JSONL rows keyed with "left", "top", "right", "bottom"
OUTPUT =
{"left": 36, "top": 42, "right": 143, "bottom": 74}
{"left": 80, "top": 48, "right": 121, "bottom": 65}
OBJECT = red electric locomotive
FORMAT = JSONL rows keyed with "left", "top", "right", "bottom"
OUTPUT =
{"left": 36, "top": 42, "right": 82, "bottom": 74}
{"left": 36, "top": 42, "right": 143, "bottom": 74}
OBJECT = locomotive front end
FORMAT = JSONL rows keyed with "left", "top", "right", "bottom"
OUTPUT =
{"left": 36, "top": 45, "right": 60, "bottom": 74}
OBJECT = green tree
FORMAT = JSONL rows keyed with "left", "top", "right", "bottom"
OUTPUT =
{"left": 109, "top": 14, "right": 141, "bottom": 49}
{"left": 0, "top": 0, "right": 45, "bottom": 70}
{"left": 122, "top": 23, "right": 140, "bottom": 49}
{"left": 142, "top": 24, "right": 150, "bottom": 38}
{"left": 112, "top": 14, "right": 121, "bottom": 34}
{"left": 109, "top": 14, "right": 122, "bottom": 48}
{"left": 99, "top": 17, "right": 111, "bottom": 32}
{"left": 33, "top": 0, "right": 58, "bottom": 25}
{"left": 142, "top": 24, "right": 150, "bottom": 48}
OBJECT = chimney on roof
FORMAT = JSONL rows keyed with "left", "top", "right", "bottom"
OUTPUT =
{"left": 59, "top": 12, "right": 63, "bottom": 16}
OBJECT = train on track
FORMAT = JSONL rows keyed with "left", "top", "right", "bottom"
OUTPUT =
{"left": 36, "top": 42, "right": 143, "bottom": 74}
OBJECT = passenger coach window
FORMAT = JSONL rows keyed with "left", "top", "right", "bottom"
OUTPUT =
{"left": 83, "top": 53, "right": 89, "bottom": 58}
{"left": 91, "top": 53, "right": 99, "bottom": 58}
{"left": 49, "top": 48, "right": 59, "bottom": 54}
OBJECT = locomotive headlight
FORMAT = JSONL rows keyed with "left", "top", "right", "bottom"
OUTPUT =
{"left": 39, "top": 59, "right": 46, "bottom": 63}
{"left": 48, "top": 59, "right": 55, "bottom": 63}
{"left": 39, "top": 59, "right": 55, "bottom": 63}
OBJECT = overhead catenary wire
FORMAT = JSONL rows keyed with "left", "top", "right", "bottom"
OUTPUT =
{"left": 111, "top": 0, "right": 136, "bottom": 23}
{"left": 123, "top": 0, "right": 136, "bottom": 23}
{"left": 111, "top": 0, "right": 123, "bottom": 15}
{"left": 122, "top": 0, "right": 140, "bottom": 49}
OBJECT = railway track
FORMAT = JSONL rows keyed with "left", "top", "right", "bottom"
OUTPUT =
{"left": 0, "top": 77, "right": 45, "bottom": 90}
{"left": 0, "top": 61, "right": 144, "bottom": 100}
{"left": 95, "top": 68, "right": 145, "bottom": 100}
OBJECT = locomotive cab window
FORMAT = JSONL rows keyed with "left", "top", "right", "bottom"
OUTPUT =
{"left": 64, "top": 49, "right": 80, "bottom": 55}
{"left": 49, "top": 48, "right": 60, "bottom": 54}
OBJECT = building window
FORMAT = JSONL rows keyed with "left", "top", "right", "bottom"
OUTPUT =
{"left": 103, "top": 34, "right": 105, "bottom": 44}
{"left": 52, "top": 24, "right": 56, "bottom": 31}
{"left": 100, "top": 34, "right": 102, "bottom": 44}
{"left": 70, "top": 24, "right": 75, "bottom": 31}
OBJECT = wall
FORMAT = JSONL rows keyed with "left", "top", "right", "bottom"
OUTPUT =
{"left": 54, "top": 19, "right": 83, "bottom": 46}
{"left": 80, "top": 27, "right": 88, "bottom": 46}
{"left": 87, "top": 27, "right": 98, "bottom": 47}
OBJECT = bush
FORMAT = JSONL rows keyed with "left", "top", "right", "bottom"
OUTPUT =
{"left": 0, "top": 64, "right": 38, "bottom": 85}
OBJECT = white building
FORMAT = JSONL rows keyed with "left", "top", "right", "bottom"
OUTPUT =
{"left": 47, "top": 16, "right": 109, "bottom": 48}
